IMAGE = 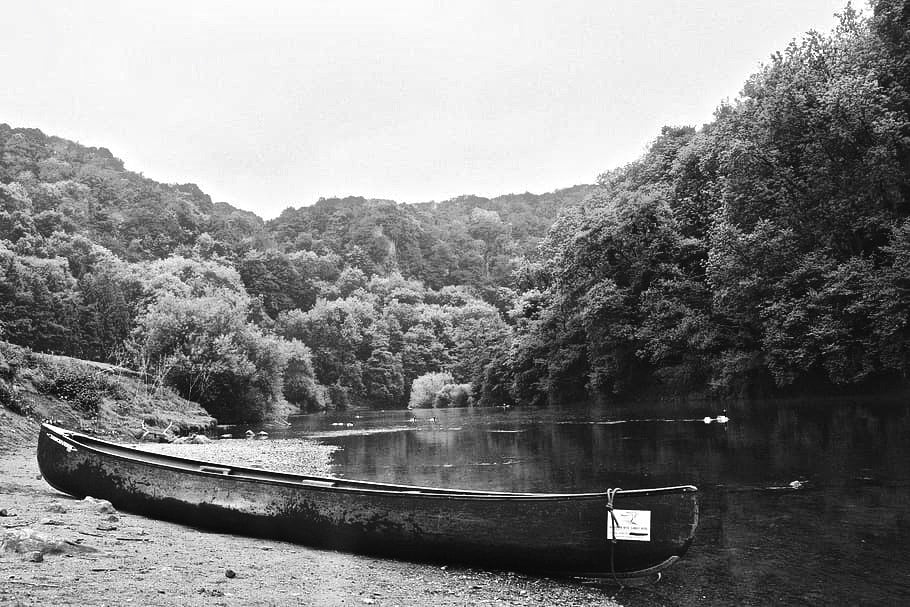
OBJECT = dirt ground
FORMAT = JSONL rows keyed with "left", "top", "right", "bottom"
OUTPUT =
{"left": 0, "top": 431, "right": 625, "bottom": 606}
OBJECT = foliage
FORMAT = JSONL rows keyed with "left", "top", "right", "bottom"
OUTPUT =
{"left": 409, "top": 372, "right": 455, "bottom": 408}
{"left": 0, "top": 118, "right": 583, "bottom": 413}
{"left": 276, "top": 281, "right": 505, "bottom": 409}
{"left": 434, "top": 382, "right": 473, "bottom": 408}
{"left": 497, "top": 2, "right": 910, "bottom": 402}
{"left": 0, "top": 379, "right": 16, "bottom": 411}
{"left": 265, "top": 188, "right": 590, "bottom": 290}
{"left": 0, "top": 242, "right": 79, "bottom": 353}
{"left": 279, "top": 339, "right": 325, "bottom": 411}
{"left": 126, "top": 258, "right": 296, "bottom": 422}
{"left": 2, "top": 2, "right": 909, "bottom": 413}
{"left": 36, "top": 364, "right": 124, "bottom": 414}
{"left": 363, "top": 348, "right": 405, "bottom": 409}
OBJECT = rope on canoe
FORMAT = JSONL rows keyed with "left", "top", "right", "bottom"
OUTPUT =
{"left": 605, "top": 487, "right": 625, "bottom": 591}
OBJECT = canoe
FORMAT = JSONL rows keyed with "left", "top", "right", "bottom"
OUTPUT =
{"left": 36, "top": 423, "right": 698, "bottom": 578}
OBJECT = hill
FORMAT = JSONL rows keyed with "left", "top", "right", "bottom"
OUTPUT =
{"left": 1, "top": 122, "right": 592, "bottom": 420}
{"left": 1, "top": 122, "right": 590, "bottom": 290}
{"left": 266, "top": 186, "right": 592, "bottom": 288}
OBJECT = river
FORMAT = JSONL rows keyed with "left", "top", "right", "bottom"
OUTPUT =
{"left": 274, "top": 398, "right": 910, "bottom": 605}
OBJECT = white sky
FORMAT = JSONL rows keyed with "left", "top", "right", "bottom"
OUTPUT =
{"left": 2, "top": 0, "right": 851, "bottom": 219}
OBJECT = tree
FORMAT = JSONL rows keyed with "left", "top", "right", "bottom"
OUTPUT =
{"left": 239, "top": 249, "right": 318, "bottom": 318}
{"left": 0, "top": 243, "right": 79, "bottom": 354}
{"left": 278, "top": 339, "right": 325, "bottom": 411}
{"left": 129, "top": 287, "right": 287, "bottom": 422}
{"left": 362, "top": 349, "right": 405, "bottom": 408}
{"left": 447, "top": 300, "right": 510, "bottom": 385}
{"left": 275, "top": 297, "right": 376, "bottom": 405}
{"left": 127, "top": 256, "right": 295, "bottom": 422}
{"left": 409, "top": 372, "right": 454, "bottom": 408}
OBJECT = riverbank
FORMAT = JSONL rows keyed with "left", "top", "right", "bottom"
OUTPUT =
{"left": 0, "top": 341, "right": 216, "bottom": 445}
{"left": 1, "top": 432, "right": 625, "bottom": 606}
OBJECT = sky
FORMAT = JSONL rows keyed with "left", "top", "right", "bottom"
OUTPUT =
{"left": 2, "top": 0, "right": 852, "bottom": 219}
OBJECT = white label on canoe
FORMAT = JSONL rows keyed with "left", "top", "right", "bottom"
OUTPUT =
{"left": 47, "top": 433, "right": 76, "bottom": 452}
{"left": 607, "top": 509, "right": 651, "bottom": 541}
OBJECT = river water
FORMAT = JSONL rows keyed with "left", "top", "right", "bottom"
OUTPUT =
{"left": 276, "top": 398, "right": 910, "bottom": 605}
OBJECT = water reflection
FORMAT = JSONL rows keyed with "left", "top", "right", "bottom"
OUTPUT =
{"left": 282, "top": 399, "right": 910, "bottom": 605}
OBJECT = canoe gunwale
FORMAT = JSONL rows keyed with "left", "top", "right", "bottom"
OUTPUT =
{"left": 40, "top": 423, "right": 697, "bottom": 502}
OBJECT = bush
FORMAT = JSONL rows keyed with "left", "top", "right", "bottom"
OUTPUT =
{"left": 281, "top": 340, "right": 326, "bottom": 411}
{"left": 0, "top": 341, "right": 25, "bottom": 381}
{"left": 38, "top": 367, "right": 123, "bottom": 414}
{"left": 434, "top": 383, "right": 473, "bottom": 408}
{"left": 129, "top": 288, "right": 294, "bottom": 423}
{"left": 0, "top": 380, "right": 31, "bottom": 416}
{"left": 409, "top": 372, "right": 454, "bottom": 408}
{"left": 327, "top": 382, "right": 353, "bottom": 410}
{"left": 0, "top": 380, "right": 13, "bottom": 408}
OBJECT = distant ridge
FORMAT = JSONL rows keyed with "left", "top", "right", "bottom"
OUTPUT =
{"left": 1, "top": 122, "right": 592, "bottom": 286}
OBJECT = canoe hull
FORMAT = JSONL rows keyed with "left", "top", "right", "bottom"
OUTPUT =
{"left": 37, "top": 424, "right": 697, "bottom": 578}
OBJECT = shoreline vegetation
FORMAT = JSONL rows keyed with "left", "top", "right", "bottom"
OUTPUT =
{"left": 0, "top": 341, "right": 216, "bottom": 444}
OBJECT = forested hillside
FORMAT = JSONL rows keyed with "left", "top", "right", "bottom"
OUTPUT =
{"left": 0, "top": 116, "right": 587, "bottom": 422}
{"left": 2, "top": 1, "right": 909, "bottom": 423}
{"left": 486, "top": 2, "right": 910, "bottom": 404}
{"left": 264, "top": 186, "right": 592, "bottom": 289}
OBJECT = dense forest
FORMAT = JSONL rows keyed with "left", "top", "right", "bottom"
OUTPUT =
{"left": 2, "top": 1, "right": 909, "bottom": 422}
{"left": 0, "top": 124, "right": 589, "bottom": 421}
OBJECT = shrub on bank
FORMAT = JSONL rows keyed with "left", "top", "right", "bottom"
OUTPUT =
{"left": 36, "top": 364, "right": 125, "bottom": 414}
{"left": 130, "top": 285, "right": 309, "bottom": 423}
{"left": 408, "top": 372, "right": 472, "bottom": 408}
{"left": 434, "top": 383, "right": 472, "bottom": 408}
{"left": 280, "top": 339, "right": 326, "bottom": 411}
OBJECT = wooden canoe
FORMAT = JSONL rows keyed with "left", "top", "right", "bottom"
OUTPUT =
{"left": 36, "top": 423, "right": 698, "bottom": 578}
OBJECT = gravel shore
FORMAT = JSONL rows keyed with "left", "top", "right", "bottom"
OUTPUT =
{"left": 132, "top": 437, "right": 340, "bottom": 476}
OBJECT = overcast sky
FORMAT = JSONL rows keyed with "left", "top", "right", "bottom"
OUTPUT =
{"left": 2, "top": 1, "right": 851, "bottom": 219}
